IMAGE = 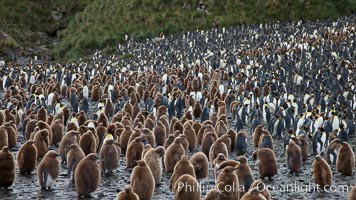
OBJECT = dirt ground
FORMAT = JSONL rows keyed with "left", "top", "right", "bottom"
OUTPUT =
{"left": 0, "top": 94, "right": 354, "bottom": 200}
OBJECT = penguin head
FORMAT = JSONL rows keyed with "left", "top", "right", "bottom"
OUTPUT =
{"left": 104, "top": 133, "right": 114, "bottom": 141}
{"left": 134, "top": 160, "right": 146, "bottom": 167}
{"left": 314, "top": 155, "right": 323, "bottom": 161}
{"left": 87, "top": 153, "right": 99, "bottom": 161}
{"left": 1, "top": 146, "right": 9, "bottom": 153}
{"left": 237, "top": 156, "right": 248, "bottom": 164}
{"left": 123, "top": 185, "right": 133, "bottom": 193}
{"left": 105, "top": 139, "right": 115, "bottom": 145}
{"left": 68, "top": 144, "right": 80, "bottom": 151}
{"left": 26, "top": 140, "right": 35, "bottom": 145}
{"left": 46, "top": 150, "right": 61, "bottom": 158}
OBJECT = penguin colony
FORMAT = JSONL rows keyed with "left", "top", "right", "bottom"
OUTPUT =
{"left": 0, "top": 16, "right": 355, "bottom": 200}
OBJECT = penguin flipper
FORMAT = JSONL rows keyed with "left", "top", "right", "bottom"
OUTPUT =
{"left": 244, "top": 175, "right": 253, "bottom": 191}
{"left": 317, "top": 138, "right": 324, "bottom": 152}
{"left": 67, "top": 159, "right": 76, "bottom": 178}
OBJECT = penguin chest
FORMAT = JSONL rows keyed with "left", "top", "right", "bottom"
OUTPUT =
{"left": 313, "top": 118, "right": 323, "bottom": 132}
{"left": 262, "top": 109, "right": 267, "bottom": 123}
{"left": 332, "top": 117, "right": 339, "bottom": 131}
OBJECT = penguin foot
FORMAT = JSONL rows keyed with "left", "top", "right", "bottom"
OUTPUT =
{"left": 79, "top": 194, "right": 93, "bottom": 199}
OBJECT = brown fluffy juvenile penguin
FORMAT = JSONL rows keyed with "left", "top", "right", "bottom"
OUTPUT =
{"left": 79, "top": 131, "right": 97, "bottom": 156}
{"left": 37, "top": 120, "right": 52, "bottom": 146}
{"left": 0, "top": 127, "right": 8, "bottom": 150}
{"left": 130, "top": 160, "right": 155, "bottom": 200}
{"left": 50, "top": 119, "right": 64, "bottom": 147}
{"left": 170, "top": 155, "right": 196, "bottom": 189}
{"left": 215, "top": 120, "right": 227, "bottom": 138}
{"left": 37, "top": 150, "right": 60, "bottom": 190}
{"left": 62, "top": 107, "right": 71, "bottom": 126}
{"left": 216, "top": 166, "right": 240, "bottom": 200}
{"left": 212, "top": 153, "right": 228, "bottom": 169}
{"left": 25, "top": 119, "right": 37, "bottom": 140}
{"left": 348, "top": 186, "right": 356, "bottom": 200}
{"left": 100, "top": 139, "right": 119, "bottom": 176}
{"left": 252, "top": 148, "right": 278, "bottom": 180}
{"left": 0, "top": 146, "right": 15, "bottom": 190}
{"left": 116, "top": 185, "right": 139, "bottom": 200}
{"left": 220, "top": 134, "right": 232, "bottom": 154}
{"left": 142, "top": 144, "right": 153, "bottom": 158}
{"left": 214, "top": 159, "right": 240, "bottom": 181}
{"left": 2, "top": 122, "right": 17, "bottom": 149}
{"left": 312, "top": 155, "right": 332, "bottom": 190}
{"left": 104, "top": 98, "right": 114, "bottom": 118}
{"left": 17, "top": 140, "right": 37, "bottom": 174}
{"left": 226, "top": 129, "right": 237, "bottom": 153}
{"left": 128, "top": 128, "right": 143, "bottom": 145}
{"left": 183, "top": 122, "right": 197, "bottom": 152}
{"left": 74, "top": 153, "right": 100, "bottom": 198}
{"left": 298, "top": 134, "right": 308, "bottom": 162}
{"left": 143, "top": 146, "right": 165, "bottom": 186}
{"left": 126, "top": 136, "right": 145, "bottom": 168}
{"left": 164, "top": 135, "right": 176, "bottom": 149}
{"left": 34, "top": 129, "right": 49, "bottom": 160}
{"left": 59, "top": 130, "right": 80, "bottom": 164}
{"left": 285, "top": 139, "right": 302, "bottom": 175}
{"left": 250, "top": 180, "right": 270, "bottom": 200}
{"left": 173, "top": 174, "right": 201, "bottom": 200}
{"left": 336, "top": 142, "right": 355, "bottom": 176}
{"left": 67, "top": 121, "right": 79, "bottom": 132}
{"left": 240, "top": 187, "right": 267, "bottom": 200}
{"left": 235, "top": 156, "right": 254, "bottom": 195}
{"left": 202, "top": 132, "right": 217, "bottom": 159}
{"left": 253, "top": 125, "right": 264, "bottom": 147}
{"left": 91, "top": 87, "right": 101, "bottom": 102}
{"left": 66, "top": 144, "right": 85, "bottom": 181}
{"left": 165, "top": 137, "right": 186, "bottom": 173}
{"left": 119, "top": 125, "right": 133, "bottom": 154}
{"left": 209, "top": 138, "right": 228, "bottom": 165}
{"left": 142, "top": 128, "right": 156, "bottom": 147}
{"left": 37, "top": 106, "right": 48, "bottom": 123}
{"left": 203, "top": 188, "right": 222, "bottom": 200}
{"left": 144, "top": 117, "right": 155, "bottom": 131}
{"left": 258, "top": 130, "right": 273, "bottom": 150}
{"left": 176, "top": 134, "right": 189, "bottom": 153}
{"left": 153, "top": 121, "right": 166, "bottom": 146}
{"left": 190, "top": 152, "right": 209, "bottom": 179}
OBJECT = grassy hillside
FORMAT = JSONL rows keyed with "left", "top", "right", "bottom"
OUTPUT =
{"left": 0, "top": 0, "right": 91, "bottom": 58}
{"left": 53, "top": 0, "right": 356, "bottom": 62}
{"left": 1, "top": 0, "right": 355, "bottom": 61}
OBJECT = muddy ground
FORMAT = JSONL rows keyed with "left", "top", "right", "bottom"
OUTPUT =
{"left": 0, "top": 96, "right": 355, "bottom": 200}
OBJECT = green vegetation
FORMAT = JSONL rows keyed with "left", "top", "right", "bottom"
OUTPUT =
{"left": 0, "top": 0, "right": 91, "bottom": 57}
{"left": 0, "top": 0, "right": 355, "bottom": 62}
